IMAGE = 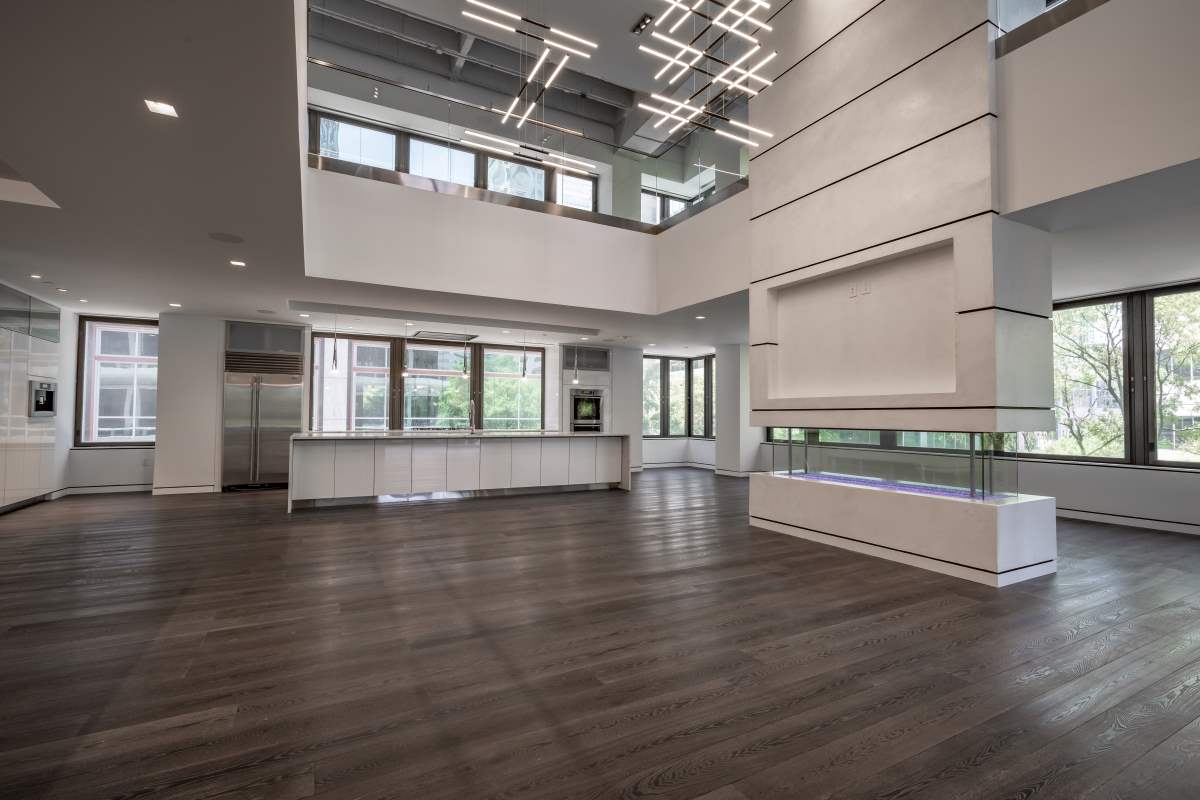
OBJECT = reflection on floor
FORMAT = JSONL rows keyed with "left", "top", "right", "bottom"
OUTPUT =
{"left": 2, "top": 468, "right": 1200, "bottom": 798}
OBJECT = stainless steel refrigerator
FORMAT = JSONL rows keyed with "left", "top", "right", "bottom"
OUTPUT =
{"left": 222, "top": 372, "right": 303, "bottom": 488}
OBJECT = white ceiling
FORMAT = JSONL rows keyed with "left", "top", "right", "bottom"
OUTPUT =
{"left": 0, "top": 0, "right": 747, "bottom": 352}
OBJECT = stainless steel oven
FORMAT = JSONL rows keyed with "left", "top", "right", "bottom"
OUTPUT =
{"left": 29, "top": 380, "right": 57, "bottom": 417}
{"left": 570, "top": 388, "right": 603, "bottom": 432}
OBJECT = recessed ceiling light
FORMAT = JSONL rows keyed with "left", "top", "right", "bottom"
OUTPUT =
{"left": 502, "top": 330, "right": 511, "bottom": 334}
{"left": 695, "top": 315, "right": 706, "bottom": 320}
{"left": 55, "top": 288, "right": 68, "bottom": 293}
{"left": 169, "top": 303, "right": 182, "bottom": 308}
{"left": 345, "top": 326, "right": 354, "bottom": 330}
{"left": 648, "top": 343, "right": 657, "bottom": 347}
{"left": 229, "top": 260, "right": 246, "bottom": 267}
{"left": 144, "top": 99, "right": 178, "bottom": 117}
{"left": 79, "top": 299, "right": 88, "bottom": 303}
{"left": 580, "top": 336, "right": 590, "bottom": 341}
{"left": 299, "top": 313, "right": 311, "bottom": 318}
{"left": 29, "top": 274, "right": 41, "bottom": 280}
{"left": 406, "top": 322, "right": 415, "bottom": 326}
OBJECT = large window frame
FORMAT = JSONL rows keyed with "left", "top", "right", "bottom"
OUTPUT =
{"left": 309, "top": 110, "right": 598, "bottom": 212}
{"left": 643, "top": 354, "right": 715, "bottom": 439}
{"left": 640, "top": 189, "right": 692, "bottom": 225}
{"left": 74, "top": 315, "right": 160, "bottom": 448}
{"left": 309, "top": 335, "right": 546, "bottom": 432}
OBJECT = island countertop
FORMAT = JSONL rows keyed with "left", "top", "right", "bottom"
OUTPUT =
{"left": 292, "top": 430, "right": 627, "bottom": 441}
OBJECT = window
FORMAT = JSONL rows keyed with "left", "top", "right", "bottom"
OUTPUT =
{"left": 488, "top": 157, "right": 545, "bottom": 200}
{"left": 317, "top": 118, "right": 396, "bottom": 170}
{"left": 310, "top": 336, "right": 391, "bottom": 431}
{"left": 691, "top": 359, "right": 705, "bottom": 437}
{"left": 667, "top": 359, "right": 687, "bottom": 436}
{"left": 403, "top": 342, "right": 472, "bottom": 429}
{"left": 77, "top": 318, "right": 158, "bottom": 445}
{"left": 819, "top": 429, "right": 881, "bottom": 446}
{"left": 555, "top": 172, "right": 596, "bottom": 211}
{"left": 897, "top": 431, "right": 972, "bottom": 450}
{"left": 768, "top": 428, "right": 806, "bottom": 443}
{"left": 643, "top": 358, "right": 662, "bottom": 435}
{"left": 640, "top": 192, "right": 661, "bottom": 225}
{"left": 409, "top": 138, "right": 475, "bottom": 185}
{"left": 1021, "top": 299, "right": 1127, "bottom": 460}
{"left": 481, "top": 347, "right": 544, "bottom": 430}
{"left": 640, "top": 190, "right": 691, "bottom": 225}
{"left": 643, "top": 355, "right": 714, "bottom": 437}
{"left": 1151, "top": 287, "right": 1200, "bottom": 465}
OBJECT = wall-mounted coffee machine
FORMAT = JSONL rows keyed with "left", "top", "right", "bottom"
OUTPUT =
{"left": 29, "top": 380, "right": 57, "bottom": 417}
{"left": 570, "top": 388, "right": 604, "bottom": 432}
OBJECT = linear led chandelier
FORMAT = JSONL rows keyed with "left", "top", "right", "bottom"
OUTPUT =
{"left": 637, "top": 0, "right": 777, "bottom": 147}
{"left": 461, "top": 0, "right": 599, "bottom": 129}
{"left": 459, "top": 129, "right": 598, "bottom": 176}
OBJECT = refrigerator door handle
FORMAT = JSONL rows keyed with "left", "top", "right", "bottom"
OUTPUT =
{"left": 251, "top": 376, "right": 261, "bottom": 483}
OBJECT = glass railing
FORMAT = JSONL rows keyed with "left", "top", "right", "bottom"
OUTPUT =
{"left": 307, "top": 58, "right": 748, "bottom": 231}
{"left": 996, "top": 0, "right": 1107, "bottom": 55}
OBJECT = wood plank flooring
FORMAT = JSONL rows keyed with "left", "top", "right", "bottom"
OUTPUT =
{"left": 1, "top": 468, "right": 1200, "bottom": 798}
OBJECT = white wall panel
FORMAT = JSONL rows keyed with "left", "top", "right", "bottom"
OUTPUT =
{"left": 999, "top": 0, "right": 1200, "bottom": 212}
{"left": 751, "top": 118, "right": 996, "bottom": 282}
{"left": 751, "top": 0, "right": 989, "bottom": 144}
{"left": 67, "top": 448, "right": 154, "bottom": 492}
{"left": 751, "top": 26, "right": 993, "bottom": 218}
{"left": 656, "top": 192, "right": 751, "bottom": 313}
{"left": 596, "top": 437, "right": 622, "bottom": 483}
{"left": 304, "top": 169, "right": 658, "bottom": 315}
{"left": 153, "top": 315, "right": 224, "bottom": 493}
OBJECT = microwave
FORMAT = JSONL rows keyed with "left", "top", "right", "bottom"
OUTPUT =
{"left": 29, "top": 380, "right": 57, "bottom": 417}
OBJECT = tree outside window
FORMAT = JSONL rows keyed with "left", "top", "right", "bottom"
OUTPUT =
{"left": 1152, "top": 289, "right": 1200, "bottom": 463}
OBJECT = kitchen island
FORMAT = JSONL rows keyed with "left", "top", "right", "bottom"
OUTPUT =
{"left": 288, "top": 430, "right": 631, "bottom": 512}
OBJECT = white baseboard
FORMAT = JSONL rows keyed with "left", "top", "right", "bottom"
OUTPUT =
{"left": 643, "top": 462, "right": 716, "bottom": 471}
{"left": 152, "top": 485, "right": 218, "bottom": 496}
{"left": 715, "top": 469, "right": 761, "bottom": 478}
{"left": 1057, "top": 509, "right": 1200, "bottom": 536}
{"left": 51, "top": 484, "right": 153, "bottom": 499}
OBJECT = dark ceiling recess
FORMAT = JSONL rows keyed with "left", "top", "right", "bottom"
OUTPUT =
{"left": 632, "top": 14, "right": 654, "bottom": 35}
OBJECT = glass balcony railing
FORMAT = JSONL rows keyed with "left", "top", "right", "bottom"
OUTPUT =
{"left": 307, "top": 58, "right": 748, "bottom": 232}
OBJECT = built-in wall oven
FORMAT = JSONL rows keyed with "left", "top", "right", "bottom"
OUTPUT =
{"left": 571, "top": 388, "right": 604, "bottom": 432}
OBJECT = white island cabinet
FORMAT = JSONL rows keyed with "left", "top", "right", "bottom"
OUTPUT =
{"left": 288, "top": 431, "right": 631, "bottom": 512}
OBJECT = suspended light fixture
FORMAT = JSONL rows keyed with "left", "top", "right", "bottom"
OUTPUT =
{"left": 463, "top": 0, "right": 599, "bottom": 57}
{"left": 401, "top": 321, "right": 410, "bottom": 378}
{"left": 572, "top": 346, "right": 580, "bottom": 385}
{"left": 460, "top": 130, "right": 597, "bottom": 175}
{"left": 330, "top": 315, "right": 339, "bottom": 373}
{"left": 636, "top": 0, "right": 778, "bottom": 148}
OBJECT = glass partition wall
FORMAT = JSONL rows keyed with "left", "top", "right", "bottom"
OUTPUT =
{"left": 307, "top": 55, "right": 751, "bottom": 229}
{"left": 310, "top": 335, "right": 545, "bottom": 432}
{"left": 766, "top": 429, "right": 1021, "bottom": 501}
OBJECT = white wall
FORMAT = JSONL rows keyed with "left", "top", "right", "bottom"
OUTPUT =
{"left": 656, "top": 190, "right": 751, "bottom": 313}
{"left": 304, "top": 168, "right": 659, "bottom": 315}
{"left": 152, "top": 314, "right": 225, "bottom": 494}
{"left": 999, "top": 0, "right": 1200, "bottom": 213}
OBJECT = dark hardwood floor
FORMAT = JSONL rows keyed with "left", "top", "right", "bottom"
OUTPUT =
{"left": 2, "top": 469, "right": 1200, "bottom": 799}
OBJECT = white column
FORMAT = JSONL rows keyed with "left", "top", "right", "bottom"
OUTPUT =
{"left": 609, "top": 346, "right": 644, "bottom": 470}
{"left": 715, "top": 344, "right": 760, "bottom": 476}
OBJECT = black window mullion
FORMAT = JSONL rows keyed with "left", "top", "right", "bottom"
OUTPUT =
{"left": 1127, "top": 293, "right": 1149, "bottom": 465}
{"left": 660, "top": 357, "right": 670, "bottom": 437}
{"left": 704, "top": 356, "right": 714, "bottom": 438}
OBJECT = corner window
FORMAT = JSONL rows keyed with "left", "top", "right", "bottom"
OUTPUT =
{"left": 1151, "top": 287, "right": 1200, "bottom": 465}
{"left": 317, "top": 118, "right": 396, "bottom": 170}
{"left": 77, "top": 318, "right": 158, "bottom": 445}
{"left": 643, "top": 354, "right": 715, "bottom": 437}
